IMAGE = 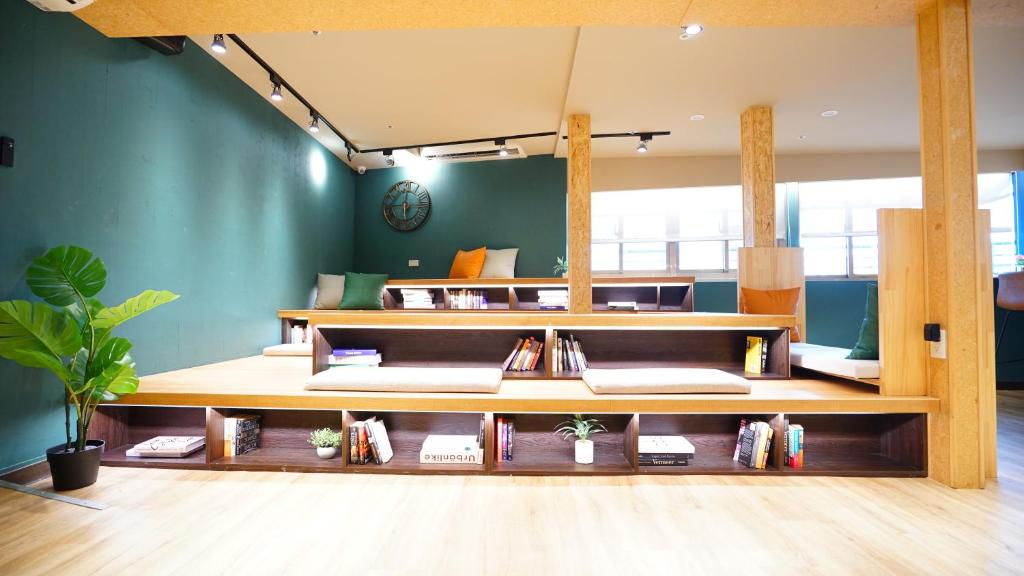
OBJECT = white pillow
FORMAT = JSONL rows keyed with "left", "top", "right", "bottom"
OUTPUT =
{"left": 313, "top": 273, "right": 345, "bottom": 310}
{"left": 305, "top": 366, "right": 503, "bottom": 393}
{"left": 480, "top": 248, "right": 518, "bottom": 278}
{"left": 582, "top": 368, "right": 752, "bottom": 394}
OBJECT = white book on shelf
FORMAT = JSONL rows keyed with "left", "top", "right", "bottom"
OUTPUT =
{"left": 369, "top": 418, "right": 394, "bottom": 464}
{"left": 638, "top": 435, "right": 695, "bottom": 455}
{"left": 419, "top": 434, "right": 484, "bottom": 464}
{"left": 328, "top": 353, "right": 383, "bottom": 366}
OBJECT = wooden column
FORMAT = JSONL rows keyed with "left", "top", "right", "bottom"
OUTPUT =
{"left": 567, "top": 113, "right": 592, "bottom": 313}
{"left": 917, "top": 0, "right": 987, "bottom": 488}
{"left": 740, "top": 105, "right": 776, "bottom": 247}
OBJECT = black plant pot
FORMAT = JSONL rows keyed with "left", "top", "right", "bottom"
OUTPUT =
{"left": 45, "top": 440, "right": 105, "bottom": 491}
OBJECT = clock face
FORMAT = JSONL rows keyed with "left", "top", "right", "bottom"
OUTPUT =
{"left": 382, "top": 180, "right": 431, "bottom": 232}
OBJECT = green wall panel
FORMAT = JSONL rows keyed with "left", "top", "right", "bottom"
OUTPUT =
{"left": 354, "top": 156, "right": 567, "bottom": 278}
{"left": 0, "top": 3, "right": 355, "bottom": 473}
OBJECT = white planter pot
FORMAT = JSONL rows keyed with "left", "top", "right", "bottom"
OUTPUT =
{"left": 316, "top": 446, "right": 337, "bottom": 460}
{"left": 574, "top": 439, "right": 594, "bottom": 464}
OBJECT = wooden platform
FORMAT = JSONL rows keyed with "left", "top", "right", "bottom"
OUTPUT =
{"left": 125, "top": 355, "right": 936, "bottom": 414}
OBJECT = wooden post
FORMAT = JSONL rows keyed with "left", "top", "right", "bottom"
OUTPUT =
{"left": 568, "top": 113, "right": 592, "bottom": 313}
{"left": 917, "top": 0, "right": 987, "bottom": 488}
{"left": 740, "top": 105, "right": 776, "bottom": 247}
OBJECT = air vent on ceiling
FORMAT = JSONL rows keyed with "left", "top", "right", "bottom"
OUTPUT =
{"left": 422, "top": 144, "right": 527, "bottom": 163}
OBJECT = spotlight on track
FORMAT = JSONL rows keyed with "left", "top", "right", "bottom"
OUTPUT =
{"left": 496, "top": 138, "right": 509, "bottom": 157}
{"left": 636, "top": 134, "right": 652, "bottom": 153}
{"left": 211, "top": 34, "right": 227, "bottom": 54}
{"left": 270, "top": 77, "right": 284, "bottom": 102}
{"left": 383, "top": 149, "right": 395, "bottom": 167}
{"left": 308, "top": 113, "right": 320, "bottom": 133}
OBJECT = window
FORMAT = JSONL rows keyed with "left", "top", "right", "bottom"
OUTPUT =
{"left": 979, "top": 173, "right": 1017, "bottom": 274}
{"left": 592, "top": 186, "right": 786, "bottom": 275}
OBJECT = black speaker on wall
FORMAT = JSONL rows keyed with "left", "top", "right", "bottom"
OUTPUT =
{"left": 0, "top": 136, "right": 13, "bottom": 168}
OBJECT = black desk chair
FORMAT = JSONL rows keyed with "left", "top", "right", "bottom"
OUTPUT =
{"left": 996, "top": 271, "right": 1024, "bottom": 365}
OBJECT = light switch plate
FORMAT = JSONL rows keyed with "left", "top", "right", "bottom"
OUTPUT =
{"left": 408, "top": 259, "right": 420, "bottom": 268}
{"left": 929, "top": 329, "right": 947, "bottom": 359}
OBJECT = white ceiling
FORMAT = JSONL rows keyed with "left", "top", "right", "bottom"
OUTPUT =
{"left": 191, "top": 24, "right": 1024, "bottom": 170}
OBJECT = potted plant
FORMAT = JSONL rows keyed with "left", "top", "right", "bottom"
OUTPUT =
{"left": 553, "top": 256, "right": 569, "bottom": 278}
{"left": 555, "top": 413, "right": 606, "bottom": 465}
{"left": 308, "top": 427, "right": 342, "bottom": 459}
{"left": 0, "top": 246, "right": 178, "bottom": 490}
{"left": 1016, "top": 254, "right": 1024, "bottom": 272}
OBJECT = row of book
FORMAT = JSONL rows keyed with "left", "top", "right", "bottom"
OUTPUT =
{"left": 421, "top": 416, "right": 486, "bottom": 465}
{"left": 552, "top": 330, "right": 589, "bottom": 374}
{"left": 329, "top": 348, "right": 382, "bottom": 368}
{"left": 639, "top": 435, "right": 694, "bottom": 466}
{"left": 784, "top": 421, "right": 805, "bottom": 468}
{"left": 126, "top": 436, "right": 205, "bottom": 458}
{"left": 733, "top": 418, "right": 773, "bottom": 469}
{"left": 744, "top": 336, "right": 770, "bottom": 374}
{"left": 400, "top": 288, "right": 435, "bottom": 309}
{"left": 349, "top": 417, "right": 394, "bottom": 464}
{"left": 502, "top": 337, "right": 543, "bottom": 372}
{"left": 496, "top": 416, "right": 516, "bottom": 461}
{"left": 537, "top": 289, "right": 568, "bottom": 310}
{"left": 449, "top": 289, "right": 489, "bottom": 309}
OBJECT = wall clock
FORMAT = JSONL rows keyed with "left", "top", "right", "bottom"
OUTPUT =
{"left": 382, "top": 180, "right": 431, "bottom": 232}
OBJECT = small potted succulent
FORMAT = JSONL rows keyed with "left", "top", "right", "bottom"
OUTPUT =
{"left": 1016, "top": 254, "right": 1024, "bottom": 272}
{"left": 553, "top": 256, "right": 569, "bottom": 278}
{"left": 555, "top": 414, "right": 606, "bottom": 465}
{"left": 308, "top": 427, "right": 342, "bottom": 459}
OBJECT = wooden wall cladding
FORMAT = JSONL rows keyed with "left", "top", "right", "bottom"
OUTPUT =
{"left": 737, "top": 247, "right": 806, "bottom": 341}
{"left": 877, "top": 208, "right": 928, "bottom": 396}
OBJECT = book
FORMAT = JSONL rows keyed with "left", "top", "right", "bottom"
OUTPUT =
{"left": 333, "top": 348, "right": 378, "bottom": 357}
{"left": 745, "top": 336, "right": 764, "bottom": 374}
{"left": 357, "top": 422, "right": 370, "bottom": 464}
{"left": 328, "top": 353, "right": 383, "bottom": 367}
{"left": 639, "top": 435, "right": 695, "bottom": 457}
{"left": 732, "top": 418, "right": 748, "bottom": 461}
{"left": 128, "top": 436, "right": 205, "bottom": 458}
{"left": 368, "top": 418, "right": 394, "bottom": 464}
{"left": 787, "top": 424, "right": 804, "bottom": 468}
{"left": 224, "top": 414, "right": 260, "bottom": 456}
{"left": 758, "top": 422, "right": 774, "bottom": 469}
{"left": 349, "top": 424, "right": 359, "bottom": 463}
{"left": 607, "top": 301, "right": 639, "bottom": 311}
{"left": 639, "top": 456, "right": 691, "bottom": 466}
{"left": 737, "top": 425, "right": 758, "bottom": 467}
{"left": 419, "top": 435, "right": 484, "bottom": 465}
{"left": 365, "top": 416, "right": 382, "bottom": 464}
{"left": 502, "top": 338, "right": 524, "bottom": 371}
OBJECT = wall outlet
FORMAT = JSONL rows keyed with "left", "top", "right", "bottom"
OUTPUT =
{"left": 408, "top": 259, "right": 420, "bottom": 268}
{"left": 929, "top": 329, "right": 947, "bottom": 359}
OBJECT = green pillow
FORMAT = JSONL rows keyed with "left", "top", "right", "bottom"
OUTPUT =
{"left": 339, "top": 272, "right": 388, "bottom": 310}
{"left": 847, "top": 283, "right": 879, "bottom": 360}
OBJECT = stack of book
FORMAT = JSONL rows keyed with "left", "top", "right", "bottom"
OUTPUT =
{"left": 607, "top": 301, "right": 639, "bottom": 312}
{"left": 502, "top": 337, "right": 543, "bottom": 373}
{"left": 552, "top": 331, "right": 589, "bottom": 374}
{"left": 329, "top": 348, "right": 382, "bottom": 368}
{"left": 732, "top": 418, "right": 774, "bottom": 469}
{"left": 348, "top": 417, "right": 394, "bottom": 464}
{"left": 224, "top": 414, "right": 261, "bottom": 456}
{"left": 537, "top": 289, "right": 568, "bottom": 310}
{"left": 744, "top": 336, "right": 770, "bottom": 374}
{"left": 639, "top": 435, "right": 694, "bottom": 466}
{"left": 126, "top": 436, "right": 205, "bottom": 458}
{"left": 400, "top": 289, "right": 435, "bottom": 309}
{"left": 784, "top": 421, "right": 805, "bottom": 468}
{"left": 449, "top": 289, "right": 488, "bottom": 309}
{"left": 496, "top": 416, "right": 516, "bottom": 462}
{"left": 420, "top": 416, "right": 486, "bottom": 465}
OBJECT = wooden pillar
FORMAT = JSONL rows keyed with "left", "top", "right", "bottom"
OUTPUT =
{"left": 740, "top": 105, "right": 776, "bottom": 247}
{"left": 567, "top": 114, "right": 592, "bottom": 313}
{"left": 917, "top": 0, "right": 987, "bottom": 488}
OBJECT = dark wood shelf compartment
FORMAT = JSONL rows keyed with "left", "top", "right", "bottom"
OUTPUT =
{"left": 92, "top": 406, "right": 208, "bottom": 468}
{"left": 444, "top": 287, "right": 511, "bottom": 311}
{"left": 781, "top": 413, "right": 926, "bottom": 477}
{"left": 384, "top": 287, "right": 446, "bottom": 310}
{"left": 315, "top": 327, "right": 547, "bottom": 375}
{"left": 492, "top": 413, "right": 636, "bottom": 475}
{"left": 656, "top": 285, "right": 694, "bottom": 312}
{"left": 344, "top": 411, "right": 487, "bottom": 474}
{"left": 209, "top": 408, "right": 346, "bottom": 472}
{"left": 591, "top": 286, "right": 659, "bottom": 311}
{"left": 638, "top": 413, "right": 783, "bottom": 474}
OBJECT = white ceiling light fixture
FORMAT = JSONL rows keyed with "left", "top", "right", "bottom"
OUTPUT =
{"left": 211, "top": 34, "right": 227, "bottom": 54}
{"left": 679, "top": 24, "right": 703, "bottom": 39}
{"left": 690, "top": 114, "right": 705, "bottom": 121}
{"left": 383, "top": 149, "right": 395, "bottom": 167}
{"left": 821, "top": 109, "right": 839, "bottom": 117}
{"left": 496, "top": 138, "right": 509, "bottom": 157}
{"left": 270, "top": 77, "right": 284, "bottom": 102}
{"left": 636, "top": 135, "right": 651, "bottom": 153}
{"left": 308, "top": 113, "right": 320, "bottom": 133}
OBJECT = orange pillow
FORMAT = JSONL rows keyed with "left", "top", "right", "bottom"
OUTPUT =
{"left": 449, "top": 247, "right": 487, "bottom": 279}
{"left": 740, "top": 287, "right": 802, "bottom": 342}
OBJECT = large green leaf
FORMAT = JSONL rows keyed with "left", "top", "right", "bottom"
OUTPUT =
{"left": 85, "top": 356, "right": 138, "bottom": 401}
{"left": 0, "top": 301, "right": 80, "bottom": 381}
{"left": 86, "top": 337, "right": 132, "bottom": 381}
{"left": 26, "top": 246, "right": 107, "bottom": 307}
{"left": 93, "top": 290, "right": 179, "bottom": 330}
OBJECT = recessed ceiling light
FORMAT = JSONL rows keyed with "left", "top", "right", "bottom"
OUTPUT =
{"left": 821, "top": 110, "right": 839, "bottom": 117}
{"left": 312, "top": 30, "right": 321, "bottom": 37}
{"left": 690, "top": 114, "right": 705, "bottom": 121}
{"left": 679, "top": 24, "right": 703, "bottom": 39}
{"left": 798, "top": 135, "right": 808, "bottom": 142}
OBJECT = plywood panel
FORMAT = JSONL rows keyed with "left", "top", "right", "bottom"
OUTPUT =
{"left": 877, "top": 209, "right": 928, "bottom": 396}
{"left": 567, "top": 113, "right": 592, "bottom": 314}
{"left": 976, "top": 212, "right": 997, "bottom": 478}
{"left": 737, "top": 247, "right": 805, "bottom": 340}
{"left": 740, "top": 106, "right": 776, "bottom": 247}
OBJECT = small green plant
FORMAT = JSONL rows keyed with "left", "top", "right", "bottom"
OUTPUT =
{"left": 1016, "top": 254, "right": 1024, "bottom": 270}
{"left": 307, "top": 427, "right": 342, "bottom": 449}
{"left": 553, "top": 256, "right": 569, "bottom": 276}
{"left": 554, "top": 414, "right": 606, "bottom": 441}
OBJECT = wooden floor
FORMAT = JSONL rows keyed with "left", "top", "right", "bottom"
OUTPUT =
{"left": 1, "top": 393, "right": 1022, "bottom": 575}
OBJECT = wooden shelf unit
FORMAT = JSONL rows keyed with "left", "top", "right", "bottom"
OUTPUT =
{"left": 91, "top": 405, "right": 926, "bottom": 477}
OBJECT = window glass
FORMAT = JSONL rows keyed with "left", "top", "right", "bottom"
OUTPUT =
{"left": 803, "top": 237, "right": 849, "bottom": 276}
{"left": 679, "top": 241, "right": 726, "bottom": 271}
{"left": 622, "top": 242, "right": 666, "bottom": 271}
{"left": 852, "top": 235, "right": 879, "bottom": 276}
{"left": 591, "top": 244, "right": 619, "bottom": 272}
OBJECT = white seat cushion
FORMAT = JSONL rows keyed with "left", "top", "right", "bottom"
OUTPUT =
{"left": 790, "top": 342, "right": 879, "bottom": 379}
{"left": 304, "top": 366, "right": 503, "bottom": 393}
{"left": 582, "top": 368, "right": 751, "bottom": 394}
{"left": 262, "top": 343, "right": 312, "bottom": 357}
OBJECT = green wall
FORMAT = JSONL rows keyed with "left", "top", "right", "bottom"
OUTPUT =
{"left": 354, "top": 156, "right": 567, "bottom": 278}
{"left": 0, "top": 3, "right": 355, "bottom": 473}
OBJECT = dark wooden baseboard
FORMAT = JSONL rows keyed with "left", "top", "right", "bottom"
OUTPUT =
{"left": 0, "top": 459, "right": 49, "bottom": 485}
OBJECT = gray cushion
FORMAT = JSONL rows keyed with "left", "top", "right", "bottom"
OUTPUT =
{"left": 313, "top": 273, "right": 345, "bottom": 310}
{"left": 480, "top": 248, "right": 518, "bottom": 278}
{"left": 304, "top": 366, "right": 503, "bottom": 393}
{"left": 582, "top": 368, "right": 752, "bottom": 394}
